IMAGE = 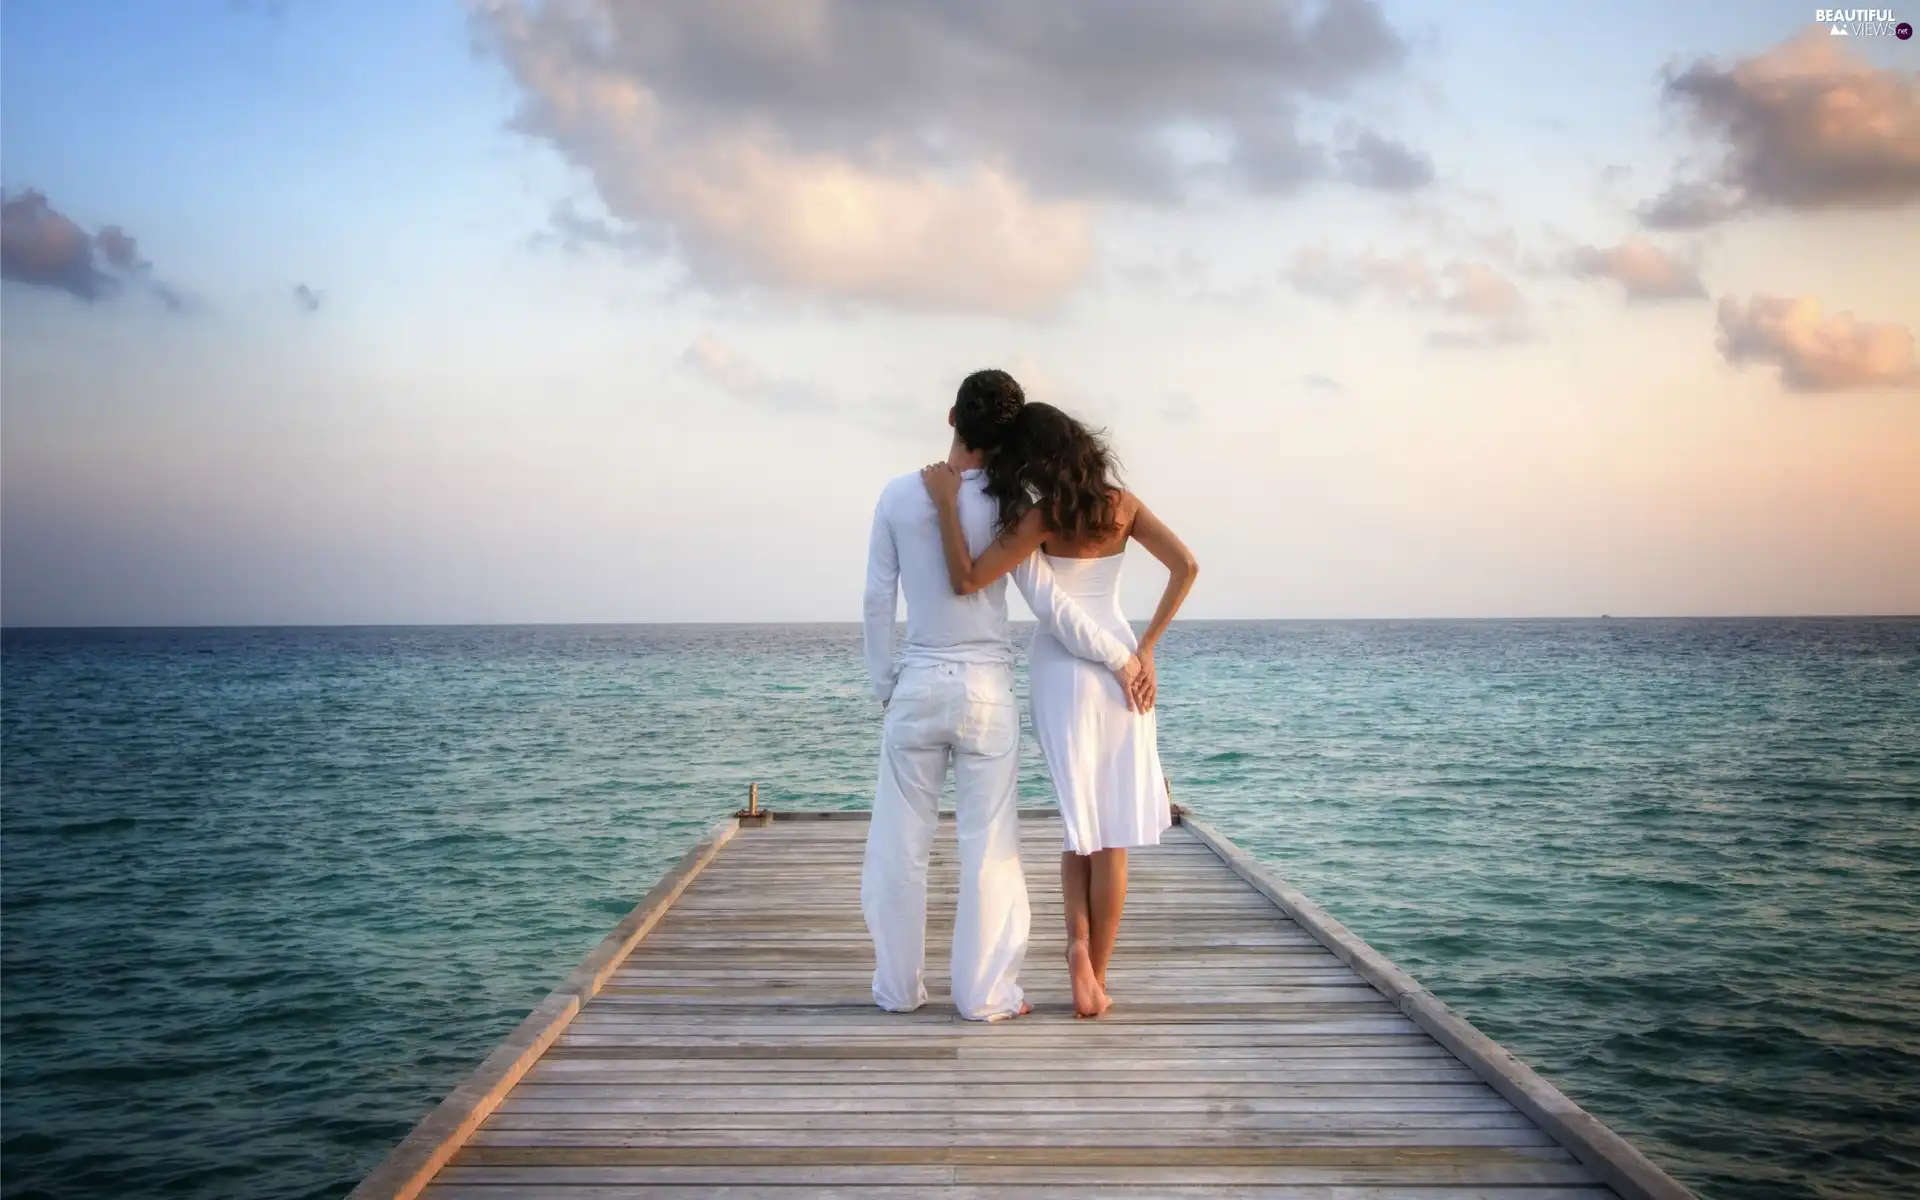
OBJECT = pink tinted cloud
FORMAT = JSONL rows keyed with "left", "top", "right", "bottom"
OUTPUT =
{"left": 1716, "top": 294, "right": 1918, "bottom": 392}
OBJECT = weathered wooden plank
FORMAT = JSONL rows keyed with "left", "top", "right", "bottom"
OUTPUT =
{"left": 423, "top": 1183, "right": 1610, "bottom": 1198}
{"left": 521, "top": 1062, "right": 1487, "bottom": 1079}
{"left": 546, "top": 1040, "right": 1445, "bottom": 1058}
{"left": 451, "top": 1144, "right": 1583, "bottom": 1167}
{"left": 464, "top": 1128, "right": 1567, "bottom": 1148}
{"left": 953, "top": 1162, "right": 1600, "bottom": 1186}
{"left": 432, "top": 1182, "right": 1620, "bottom": 1190}
{"left": 530, "top": 1042, "right": 1463, "bottom": 1060}
{"left": 628, "top": 933, "right": 1319, "bottom": 948}
{"left": 541, "top": 1021, "right": 1443, "bottom": 1044}
{"left": 476, "top": 1110, "right": 1543, "bottom": 1131}
{"left": 495, "top": 1094, "right": 1519, "bottom": 1114}
{"left": 531, "top": 1055, "right": 1468, "bottom": 1077}
{"left": 550, "top": 1024, "right": 1443, "bottom": 1041}
{"left": 506, "top": 1083, "right": 1518, "bottom": 1101}
{"left": 432, "top": 1160, "right": 1596, "bottom": 1186}
{"left": 611, "top": 965, "right": 1366, "bottom": 976}
{"left": 553, "top": 1024, "right": 1429, "bottom": 1042}
{"left": 595, "top": 984, "right": 1392, "bottom": 1003}
{"left": 512, "top": 1073, "right": 1494, "bottom": 1094}
{"left": 533, "top": 1043, "right": 1479, "bottom": 1061}
{"left": 431, "top": 1164, "right": 955, "bottom": 1186}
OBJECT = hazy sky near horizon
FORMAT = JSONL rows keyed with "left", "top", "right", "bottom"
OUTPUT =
{"left": 3, "top": 0, "right": 1917, "bottom": 626}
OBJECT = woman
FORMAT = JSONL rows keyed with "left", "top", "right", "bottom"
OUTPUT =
{"left": 922, "top": 402, "right": 1197, "bottom": 1018}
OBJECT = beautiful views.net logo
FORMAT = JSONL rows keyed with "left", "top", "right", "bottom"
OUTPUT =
{"left": 1815, "top": 8, "right": 1912, "bottom": 36}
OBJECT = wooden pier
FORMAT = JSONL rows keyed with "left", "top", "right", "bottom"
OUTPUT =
{"left": 354, "top": 808, "right": 1692, "bottom": 1199}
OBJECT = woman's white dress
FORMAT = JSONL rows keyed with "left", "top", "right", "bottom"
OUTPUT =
{"left": 1029, "top": 552, "right": 1171, "bottom": 855}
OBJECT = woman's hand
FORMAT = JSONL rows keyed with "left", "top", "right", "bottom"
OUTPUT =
{"left": 921, "top": 463, "right": 963, "bottom": 508}
{"left": 1133, "top": 643, "right": 1158, "bottom": 712}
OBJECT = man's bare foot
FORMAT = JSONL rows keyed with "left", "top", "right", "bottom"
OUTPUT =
{"left": 1067, "top": 940, "right": 1103, "bottom": 1018}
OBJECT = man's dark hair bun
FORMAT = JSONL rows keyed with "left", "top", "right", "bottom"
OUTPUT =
{"left": 954, "top": 369, "right": 1025, "bottom": 451}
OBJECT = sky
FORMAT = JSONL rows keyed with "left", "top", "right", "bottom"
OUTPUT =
{"left": 2, "top": 0, "right": 1917, "bottom": 626}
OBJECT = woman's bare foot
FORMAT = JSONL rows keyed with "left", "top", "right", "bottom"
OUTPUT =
{"left": 1067, "top": 939, "right": 1103, "bottom": 1018}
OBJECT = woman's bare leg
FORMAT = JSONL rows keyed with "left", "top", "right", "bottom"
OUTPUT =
{"left": 1089, "top": 849, "right": 1129, "bottom": 993}
{"left": 1060, "top": 852, "right": 1105, "bottom": 1017}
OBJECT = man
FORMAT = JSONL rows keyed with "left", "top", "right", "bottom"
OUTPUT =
{"left": 861, "top": 369, "right": 1145, "bottom": 1021}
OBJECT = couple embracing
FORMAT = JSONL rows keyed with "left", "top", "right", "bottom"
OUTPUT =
{"left": 861, "top": 369, "right": 1198, "bottom": 1021}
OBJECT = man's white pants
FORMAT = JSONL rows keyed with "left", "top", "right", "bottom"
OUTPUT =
{"left": 862, "top": 661, "right": 1029, "bottom": 1021}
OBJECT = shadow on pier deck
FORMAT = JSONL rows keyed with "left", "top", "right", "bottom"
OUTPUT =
{"left": 354, "top": 810, "right": 1692, "bottom": 1199}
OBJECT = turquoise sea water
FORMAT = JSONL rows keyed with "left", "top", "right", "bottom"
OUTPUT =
{"left": 2, "top": 620, "right": 1917, "bottom": 1199}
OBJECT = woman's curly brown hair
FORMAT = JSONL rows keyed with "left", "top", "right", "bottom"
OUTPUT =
{"left": 984, "top": 402, "right": 1123, "bottom": 542}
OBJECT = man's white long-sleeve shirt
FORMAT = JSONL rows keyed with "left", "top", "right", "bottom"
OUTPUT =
{"left": 862, "top": 469, "right": 1132, "bottom": 704}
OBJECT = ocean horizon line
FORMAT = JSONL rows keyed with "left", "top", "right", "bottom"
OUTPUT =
{"left": 4, "top": 613, "right": 1916, "bottom": 633}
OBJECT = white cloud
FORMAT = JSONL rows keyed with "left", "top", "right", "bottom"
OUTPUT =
{"left": 678, "top": 334, "right": 833, "bottom": 411}
{"left": 1283, "top": 246, "right": 1529, "bottom": 345}
{"left": 1, "top": 188, "right": 194, "bottom": 312}
{"left": 472, "top": 0, "right": 1423, "bottom": 312}
{"left": 1439, "top": 259, "right": 1523, "bottom": 320}
{"left": 1644, "top": 32, "right": 1920, "bottom": 226}
{"left": 1716, "top": 295, "right": 1918, "bottom": 393}
{"left": 1570, "top": 238, "right": 1706, "bottom": 302}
